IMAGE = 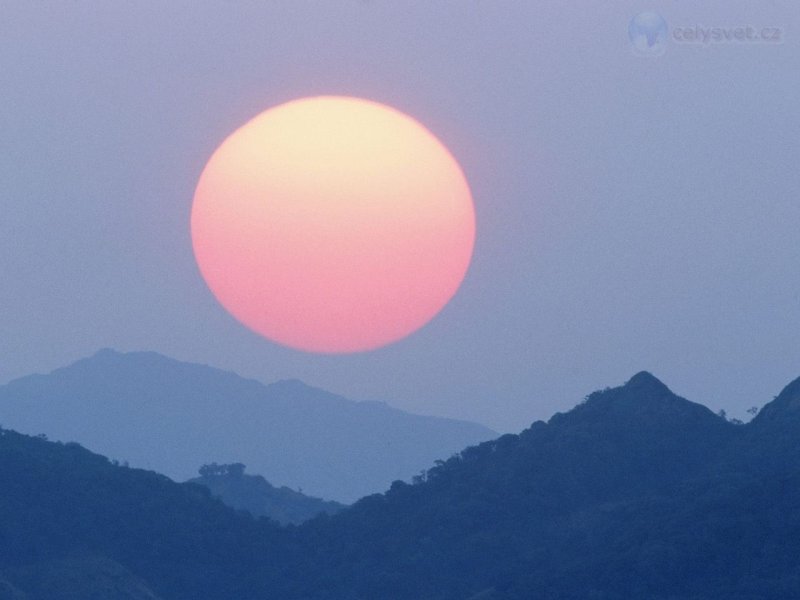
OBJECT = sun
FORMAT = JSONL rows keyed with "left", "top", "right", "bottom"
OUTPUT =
{"left": 191, "top": 96, "right": 475, "bottom": 353}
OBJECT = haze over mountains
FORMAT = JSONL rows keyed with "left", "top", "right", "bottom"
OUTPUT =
{"left": 0, "top": 349, "right": 496, "bottom": 503}
{"left": 188, "top": 462, "right": 344, "bottom": 525}
{"left": 1, "top": 371, "right": 800, "bottom": 598}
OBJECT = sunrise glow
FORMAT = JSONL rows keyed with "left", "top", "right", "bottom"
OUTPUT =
{"left": 191, "top": 96, "right": 475, "bottom": 353}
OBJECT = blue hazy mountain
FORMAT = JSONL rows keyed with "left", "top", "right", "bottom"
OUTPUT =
{"left": 188, "top": 462, "right": 345, "bottom": 524}
{"left": 0, "top": 349, "right": 497, "bottom": 503}
{"left": 2, "top": 372, "right": 800, "bottom": 598}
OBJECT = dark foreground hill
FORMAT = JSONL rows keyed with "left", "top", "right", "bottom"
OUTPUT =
{"left": 2, "top": 372, "right": 800, "bottom": 599}
{"left": 0, "top": 428, "right": 288, "bottom": 600}
{"left": 188, "top": 462, "right": 344, "bottom": 524}
{"left": 285, "top": 372, "right": 800, "bottom": 599}
{"left": 0, "top": 349, "right": 496, "bottom": 502}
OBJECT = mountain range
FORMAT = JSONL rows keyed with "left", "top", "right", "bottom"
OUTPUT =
{"left": 1, "top": 370, "right": 799, "bottom": 598}
{"left": 0, "top": 349, "right": 496, "bottom": 502}
{"left": 279, "top": 371, "right": 800, "bottom": 599}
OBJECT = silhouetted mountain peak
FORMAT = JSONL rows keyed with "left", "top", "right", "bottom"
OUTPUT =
{"left": 551, "top": 371, "right": 720, "bottom": 429}
{"left": 754, "top": 375, "right": 800, "bottom": 422}
{"left": 89, "top": 348, "right": 164, "bottom": 364}
{"left": 63, "top": 348, "right": 198, "bottom": 376}
{"left": 624, "top": 370, "right": 671, "bottom": 395}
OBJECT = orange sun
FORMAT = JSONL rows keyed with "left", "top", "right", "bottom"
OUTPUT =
{"left": 191, "top": 96, "right": 475, "bottom": 353}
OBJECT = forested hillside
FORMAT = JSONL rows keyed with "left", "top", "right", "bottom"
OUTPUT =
{"left": 2, "top": 372, "right": 800, "bottom": 599}
{"left": 188, "top": 463, "right": 344, "bottom": 524}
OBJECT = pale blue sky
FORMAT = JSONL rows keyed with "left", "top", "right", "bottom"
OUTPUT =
{"left": 1, "top": 1, "right": 798, "bottom": 431}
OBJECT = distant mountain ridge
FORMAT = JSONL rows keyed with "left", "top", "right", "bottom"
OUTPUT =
{"left": 2, "top": 371, "right": 800, "bottom": 598}
{"left": 188, "top": 462, "right": 345, "bottom": 524}
{"left": 0, "top": 349, "right": 497, "bottom": 502}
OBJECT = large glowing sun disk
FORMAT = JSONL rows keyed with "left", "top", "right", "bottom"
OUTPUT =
{"left": 191, "top": 96, "right": 475, "bottom": 353}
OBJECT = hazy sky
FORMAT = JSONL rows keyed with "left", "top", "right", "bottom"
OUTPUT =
{"left": 2, "top": 1, "right": 799, "bottom": 432}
